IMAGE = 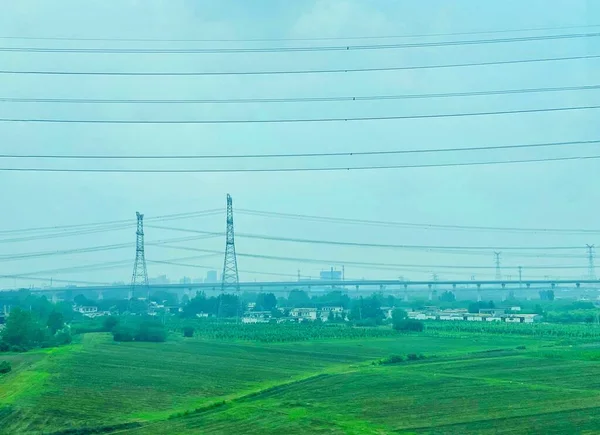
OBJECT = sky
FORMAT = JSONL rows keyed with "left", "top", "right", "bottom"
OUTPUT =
{"left": 0, "top": 0, "right": 599, "bottom": 288}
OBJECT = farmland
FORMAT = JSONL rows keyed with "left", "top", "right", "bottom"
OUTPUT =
{"left": 1, "top": 324, "right": 599, "bottom": 434}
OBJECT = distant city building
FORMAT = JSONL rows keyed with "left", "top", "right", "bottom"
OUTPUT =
{"left": 205, "top": 270, "right": 218, "bottom": 283}
{"left": 149, "top": 275, "right": 170, "bottom": 285}
{"left": 180, "top": 276, "right": 192, "bottom": 285}
{"left": 320, "top": 269, "right": 342, "bottom": 281}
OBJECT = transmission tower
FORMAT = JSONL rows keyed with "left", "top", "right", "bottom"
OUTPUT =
{"left": 221, "top": 194, "right": 240, "bottom": 293}
{"left": 586, "top": 244, "right": 596, "bottom": 280}
{"left": 494, "top": 252, "right": 502, "bottom": 281}
{"left": 130, "top": 212, "right": 149, "bottom": 299}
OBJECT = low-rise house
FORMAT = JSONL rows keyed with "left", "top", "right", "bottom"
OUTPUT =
{"left": 242, "top": 311, "right": 272, "bottom": 324}
{"left": 479, "top": 308, "right": 506, "bottom": 316}
{"left": 290, "top": 308, "right": 317, "bottom": 321}
{"left": 319, "top": 306, "right": 345, "bottom": 321}
{"left": 504, "top": 314, "right": 541, "bottom": 323}
{"left": 75, "top": 305, "right": 98, "bottom": 314}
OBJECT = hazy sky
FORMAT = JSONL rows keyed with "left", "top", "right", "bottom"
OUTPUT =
{"left": 0, "top": 0, "right": 599, "bottom": 288}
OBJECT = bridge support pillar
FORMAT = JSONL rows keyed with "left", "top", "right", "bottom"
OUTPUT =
{"left": 128, "top": 289, "right": 133, "bottom": 300}
{"left": 477, "top": 284, "right": 482, "bottom": 302}
{"left": 428, "top": 284, "right": 433, "bottom": 301}
{"left": 97, "top": 291, "right": 104, "bottom": 301}
{"left": 51, "top": 292, "right": 58, "bottom": 304}
{"left": 404, "top": 284, "right": 409, "bottom": 302}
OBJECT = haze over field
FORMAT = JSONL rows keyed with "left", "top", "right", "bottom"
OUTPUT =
{"left": 0, "top": 0, "right": 599, "bottom": 288}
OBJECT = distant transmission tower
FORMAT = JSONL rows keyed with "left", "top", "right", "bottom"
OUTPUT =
{"left": 130, "top": 212, "right": 149, "bottom": 299}
{"left": 221, "top": 194, "right": 240, "bottom": 293}
{"left": 586, "top": 244, "right": 596, "bottom": 280}
{"left": 494, "top": 252, "right": 502, "bottom": 281}
{"left": 219, "top": 195, "right": 240, "bottom": 319}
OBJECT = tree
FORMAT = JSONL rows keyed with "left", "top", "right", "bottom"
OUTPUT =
{"left": 46, "top": 311, "right": 65, "bottom": 335}
{"left": 393, "top": 319, "right": 424, "bottom": 332}
{"left": 539, "top": 290, "right": 555, "bottom": 301}
{"left": 54, "top": 328, "right": 72, "bottom": 345}
{"left": 112, "top": 325, "right": 135, "bottom": 342}
{"left": 54, "top": 301, "right": 75, "bottom": 323}
{"left": 103, "top": 316, "right": 120, "bottom": 332}
{"left": 287, "top": 290, "right": 311, "bottom": 307}
{"left": 270, "top": 308, "right": 283, "bottom": 319}
{"left": 181, "top": 293, "right": 218, "bottom": 318}
{"left": 1, "top": 307, "right": 47, "bottom": 349}
{"left": 439, "top": 291, "right": 456, "bottom": 303}
{"left": 0, "top": 361, "right": 11, "bottom": 374}
{"left": 183, "top": 326, "right": 194, "bottom": 338}
{"left": 262, "top": 293, "right": 277, "bottom": 311}
{"left": 135, "top": 321, "right": 167, "bottom": 342}
{"left": 392, "top": 308, "right": 408, "bottom": 322}
{"left": 349, "top": 296, "right": 384, "bottom": 324}
{"left": 327, "top": 311, "right": 335, "bottom": 322}
{"left": 217, "top": 294, "right": 241, "bottom": 318}
{"left": 74, "top": 294, "right": 94, "bottom": 306}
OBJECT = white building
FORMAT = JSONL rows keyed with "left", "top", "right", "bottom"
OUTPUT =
{"left": 319, "top": 306, "right": 344, "bottom": 321}
{"left": 290, "top": 308, "right": 317, "bottom": 321}
{"left": 242, "top": 311, "right": 272, "bottom": 324}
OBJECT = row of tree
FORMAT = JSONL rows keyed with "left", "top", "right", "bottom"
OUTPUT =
{"left": 1, "top": 307, "right": 71, "bottom": 352}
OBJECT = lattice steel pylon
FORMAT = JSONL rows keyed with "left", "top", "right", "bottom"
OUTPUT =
{"left": 130, "top": 212, "right": 149, "bottom": 299}
{"left": 221, "top": 194, "right": 240, "bottom": 293}
{"left": 587, "top": 244, "right": 596, "bottom": 280}
{"left": 494, "top": 252, "right": 502, "bottom": 281}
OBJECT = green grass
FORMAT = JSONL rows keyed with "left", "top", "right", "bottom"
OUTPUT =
{"left": 126, "top": 352, "right": 600, "bottom": 434}
{"left": 0, "top": 327, "right": 593, "bottom": 434}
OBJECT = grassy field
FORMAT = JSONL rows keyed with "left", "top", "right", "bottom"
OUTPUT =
{"left": 0, "top": 327, "right": 597, "bottom": 434}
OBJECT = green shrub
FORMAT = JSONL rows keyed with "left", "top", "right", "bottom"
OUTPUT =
{"left": 407, "top": 353, "right": 419, "bottom": 361}
{"left": 0, "top": 341, "right": 9, "bottom": 352}
{"left": 103, "top": 316, "right": 120, "bottom": 332}
{"left": 135, "top": 321, "right": 166, "bottom": 343}
{"left": 394, "top": 319, "right": 424, "bottom": 332}
{"left": 183, "top": 326, "right": 194, "bottom": 338}
{"left": 112, "top": 325, "right": 135, "bottom": 342}
{"left": 0, "top": 360, "right": 11, "bottom": 374}
{"left": 54, "top": 328, "right": 73, "bottom": 345}
{"left": 380, "top": 355, "right": 404, "bottom": 364}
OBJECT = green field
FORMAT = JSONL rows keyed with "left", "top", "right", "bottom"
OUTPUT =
{"left": 1, "top": 328, "right": 599, "bottom": 434}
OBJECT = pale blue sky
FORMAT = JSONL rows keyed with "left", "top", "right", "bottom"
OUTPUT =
{"left": 0, "top": 0, "right": 598, "bottom": 287}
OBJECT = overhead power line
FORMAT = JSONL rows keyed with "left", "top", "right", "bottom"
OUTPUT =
{"left": 2, "top": 104, "right": 599, "bottom": 124}
{"left": 2, "top": 155, "right": 599, "bottom": 174}
{"left": 4, "top": 84, "right": 599, "bottom": 105}
{"left": 2, "top": 54, "right": 597, "bottom": 76}
{"left": 145, "top": 224, "right": 588, "bottom": 251}
{"left": 1, "top": 253, "right": 221, "bottom": 281}
{"left": 2, "top": 23, "right": 598, "bottom": 42}
{"left": 148, "top": 259, "right": 308, "bottom": 280}
{"left": 3, "top": 139, "right": 597, "bottom": 160}
{"left": 237, "top": 207, "right": 600, "bottom": 235}
{"left": 154, "top": 244, "right": 591, "bottom": 271}
{"left": 0, "top": 209, "right": 221, "bottom": 236}
{"left": 0, "top": 234, "right": 221, "bottom": 262}
{"left": 2, "top": 32, "right": 598, "bottom": 54}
